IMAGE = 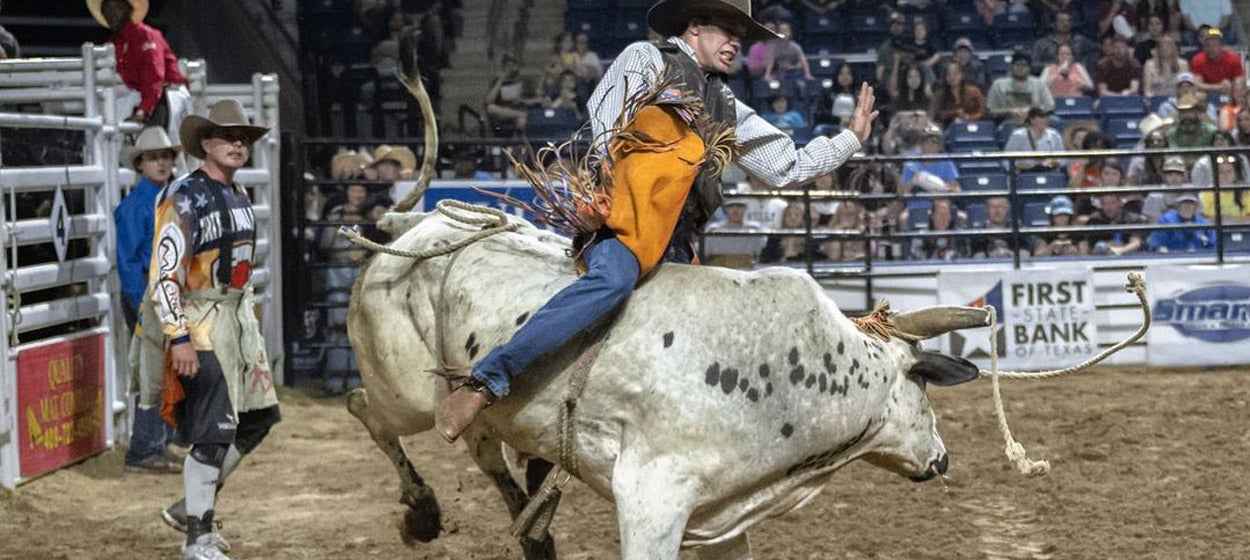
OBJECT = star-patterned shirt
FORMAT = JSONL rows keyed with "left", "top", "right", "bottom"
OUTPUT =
{"left": 148, "top": 170, "right": 257, "bottom": 341}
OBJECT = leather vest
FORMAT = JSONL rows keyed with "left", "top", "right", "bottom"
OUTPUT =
{"left": 655, "top": 41, "right": 737, "bottom": 231}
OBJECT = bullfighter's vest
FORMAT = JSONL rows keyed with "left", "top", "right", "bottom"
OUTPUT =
{"left": 654, "top": 41, "right": 736, "bottom": 232}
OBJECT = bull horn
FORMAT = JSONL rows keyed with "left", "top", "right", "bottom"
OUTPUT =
{"left": 892, "top": 306, "right": 991, "bottom": 340}
{"left": 392, "top": 43, "right": 438, "bottom": 213}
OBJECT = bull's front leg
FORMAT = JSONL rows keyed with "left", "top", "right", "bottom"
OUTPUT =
{"left": 462, "top": 427, "right": 558, "bottom": 560}
{"left": 346, "top": 388, "right": 442, "bottom": 543}
{"left": 612, "top": 451, "right": 697, "bottom": 560}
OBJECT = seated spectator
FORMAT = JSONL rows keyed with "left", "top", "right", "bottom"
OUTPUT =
{"left": 1199, "top": 155, "right": 1250, "bottom": 223}
{"left": 1133, "top": 13, "right": 1170, "bottom": 66}
{"left": 902, "top": 125, "right": 960, "bottom": 191}
{"left": 801, "top": 0, "right": 844, "bottom": 15}
{"left": 1190, "top": 27, "right": 1244, "bottom": 96}
{"left": 1099, "top": 0, "right": 1137, "bottom": 40}
{"left": 824, "top": 197, "right": 867, "bottom": 261}
{"left": 1149, "top": 193, "right": 1215, "bottom": 252}
{"left": 330, "top": 149, "right": 372, "bottom": 181}
{"left": 704, "top": 197, "right": 767, "bottom": 268}
{"left": 1100, "top": 160, "right": 1142, "bottom": 216}
{"left": 882, "top": 110, "right": 934, "bottom": 156}
{"left": 371, "top": 144, "right": 417, "bottom": 182}
{"left": 931, "top": 61, "right": 987, "bottom": 125}
{"left": 485, "top": 53, "right": 546, "bottom": 134}
{"left": 972, "top": 196, "right": 1030, "bottom": 259}
{"left": 1218, "top": 78, "right": 1247, "bottom": 132}
{"left": 891, "top": 64, "right": 931, "bottom": 113}
{"left": 1041, "top": 44, "right": 1094, "bottom": 98}
{"left": 745, "top": 21, "right": 780, "bottom": 78}
{"left": 944, "top": 38, "right": 988, "bottom": 90}
{"left": 759, "top": 201, "right": 823, "bottom": 263}
{"left": 1234, "top": 107, "right": 1250, "bottom": 144}
{"left": 1191, "top": 131, "right": 1250, "bottom": 187}
{"left": 765, "top": 22, "right": 814, "bottom": 84}
{"left": 1004, "top": 107, "right": 1064, "bottom": 172}
{"left": 1063, "top": 122, "right": 1102, "bottom": 168}
{"left": 760, "top": 94, "right": 807, "bottom": 133}
{"left": 1096, "top": 35, "right": 1142, "bottom": 96}
{"left": 1069, "top": 133, "right": 1113, "bottom": 189}
{"left": 908, "top": 198, "right": 969, "bottom": 260}
{"left": 1127, "top": 128, "right": 1169, "bottom": 185}
{"left": 1034, "top": 195, "right": 1086, "bottom": 257}
{"left": 1086, "top": 193, "right": 1148, "bottom": 256}
{"left": 1156, "top": 72, "right": 1218, "bottom": 121}
{"left": 1033, "top": 11, "right": 1100, "bottom": 71}
{"left": 361, "top": 193, "right": 396, "bottom": 245}
{"left": 742, "top": 176, "right": 790, "bottom": 229}
{"left": 848, "top": 164, "right": 907, "bottom": 260}
{"left": 1135, "top": 0, "right": 1182, "bottom": 40}
{"left": 876, "top": 12, "right": 908, "bottom": 83}
{"left": 1179, "top": 0, "right": 1240, "bottom": 44}
{"left": 1143, "top": 156, "right": 1193, "bottom": 219}
{"left": 987, "top": 52, "right": 1055, "bottom": 123}
{"left": 1142, "top": 35, "right": 1188, "bottom": 98}
{"left": 975, "top": 0, "right": 1029, "bottom": 25}
{"left": 546, "top": 70, "right": 584, "bottom": 118}
{"left": 1167, "top": 94, "right": 1219, "bottom": 150}
{"left": 572, "top": 32, "right": 602, "bottom": 84}
{"left": 904, "top": 18, "right": 941, "bottom": 80}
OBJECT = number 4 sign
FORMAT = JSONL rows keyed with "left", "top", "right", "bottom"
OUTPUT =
{"left": 50, "top": 186, "right": 70, "bottom": 263}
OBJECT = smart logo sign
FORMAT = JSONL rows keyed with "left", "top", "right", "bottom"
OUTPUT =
{"left": 1153, "top": 284, "right": 1250, "bottom": 343}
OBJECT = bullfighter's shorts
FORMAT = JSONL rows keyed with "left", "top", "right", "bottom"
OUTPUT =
{"left": 174, "top": 351, "right": 237, "bottom": 446}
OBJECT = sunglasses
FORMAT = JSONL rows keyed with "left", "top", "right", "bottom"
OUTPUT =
{"left": 208, "top": 129, "right": 254, "bottom": 143}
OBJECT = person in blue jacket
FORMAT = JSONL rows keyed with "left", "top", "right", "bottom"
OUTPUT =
{"left": 114, "top": 125, "right": 182, "bottom": 474}
{"left": 1149, "top": 193, "right": 1216, "bottom": 253}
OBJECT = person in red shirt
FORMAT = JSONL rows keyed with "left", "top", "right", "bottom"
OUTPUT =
{"left": 87, "top": 0, "right": 190, "bottom": 130}
{"left": 1190, "top": 27, "right": 1244, "bottom": 96}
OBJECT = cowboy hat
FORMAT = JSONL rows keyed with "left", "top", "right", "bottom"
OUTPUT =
{"left": 121, "top": 126, "right": 181, "bottom": 169}
{"left": 86, "top": 0, "right": 148, "bottom": 28}
{"left": 179, "top": 99, "right": 270, "bottom": 159}
{"left": 330, "top": 149, "right": 373, "bottom": 181}
{"left": 370, "top": 144, "right": 417, "bottom": 173}
{"left": 647, "top": 0, "right": 779, "bottom": 43}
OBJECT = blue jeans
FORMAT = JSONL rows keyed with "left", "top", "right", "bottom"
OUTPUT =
{"left": 472, "top": 233, "right": 692, "bottom": 397}
{"left": 126, "top": 399, "right": 173, "bottom": 465}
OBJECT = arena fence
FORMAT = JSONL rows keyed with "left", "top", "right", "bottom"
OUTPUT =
{"left": 0, "top": 44, "right": 282, "bottom": 489}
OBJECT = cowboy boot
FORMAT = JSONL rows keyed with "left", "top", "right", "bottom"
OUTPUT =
{"left": 436, "top": 379, "right": 497, "bottom": 443}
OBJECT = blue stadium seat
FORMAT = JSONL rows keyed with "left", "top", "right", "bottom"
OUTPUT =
{"left": 959, "top": 173, "right": 1009, "bottom": 192}
{"left": 1097, "top": 95, "right": 1146, "bottom": 118}
{"left": 986, "top": 53, "right": 1013, "bottom": 80}
{"left": 992, "top": 11, "right": 1035, "bottom": 50}
{"left": 566, "top": 0, "right": 602, "bottom": 9}
{"left": 944, "top": 10, "right": 991, "bottom": 49}
{"left": 751, "top": 79, "right": 785, "bottom": 101}
{"left": 965, "top": 202, "right": 988, "bottom": 227}
{"left": 1105, "top": 117, "right": 1142, "bottom": 148}
{"left": 1224, "top": 230, "right": 1250, "bottom": 253}
{"left": 951, "top": 146, "right": 1002, "bottom": 175}
{"left": 1022, "top": 201, "right": 1049, "bottom": 226}
{"left": 727, "top": 75, "right": 750, "bottom": 103}
{"left": 849, "top": 12, "right": 889, "bottom": 33}
{"left": 525, "top": 108, "right": 581, "bottom": 141}
{"left": 810, "top": 56, "right": 845, "bottom": 79}
{"left": 804, "top": 11, "right": 842, "bottom": 35}
{"left": 1147, "top": 95, "right": 1170, "bottom": 114}
{"left": 567, "top": 9, "right": 610, "bottom": 38}
{"left": 907, "top": 204, "right": 933, "bottom": 230}
{"left": 946, "top": 120, "right": 997, "bottom": 145}
{"left": 1017, "top": 172, "right": 1067, "bottom": 191}
{"left": 1053, "top": 95, "right": 1096, "bottom": 121}
{"left": 616, "top": 17, "right": 648, "bottom": 44}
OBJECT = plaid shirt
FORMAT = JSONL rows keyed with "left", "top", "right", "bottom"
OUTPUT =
{"left": 588, "top": 37, "right": 861, "bottom": 189}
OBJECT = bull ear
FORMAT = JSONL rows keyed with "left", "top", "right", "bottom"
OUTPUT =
{"left": 910, "top": 351, "right": 979, "bottom": 387}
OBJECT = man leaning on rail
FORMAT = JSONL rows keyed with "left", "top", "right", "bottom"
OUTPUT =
{"left": 435, "top": 0, "right": 879, "bottom": 442}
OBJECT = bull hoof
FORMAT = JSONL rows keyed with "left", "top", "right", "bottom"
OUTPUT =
{"left": 400, "top": 487, "right": 442, "bottom": 544}
{"left": 520, "top": 534, "right": 557, "bottom": 560}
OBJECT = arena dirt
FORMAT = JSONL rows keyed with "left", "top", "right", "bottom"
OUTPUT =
{"left": 2, "top": 366, "right": 1249, "bottom": 559}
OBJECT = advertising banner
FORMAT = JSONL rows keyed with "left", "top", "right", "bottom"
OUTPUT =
{"left": 414, "top": 180, "right": 539, "bottom": 222}
{"left": 1147, "top": 264, "right": 1250, "bottom": 366}
{"left": 16, "top": 335, "right": 107, "bottom": 480}
{"left": 939, "top": 268, "right": 1098, "bottom": 370}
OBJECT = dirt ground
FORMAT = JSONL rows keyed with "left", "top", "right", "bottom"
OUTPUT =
{"left": 2, "top": 366, "right": 1249, "bottom": 560}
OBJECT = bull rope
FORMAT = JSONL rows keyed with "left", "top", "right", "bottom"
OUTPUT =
{"left": 982, "top": 272, "right": 1150, "bottom": 477}
{"left": 336, "top": 199, "right": 519, "bottom": 260}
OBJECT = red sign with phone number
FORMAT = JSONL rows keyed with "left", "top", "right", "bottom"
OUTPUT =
{"left": 17, "top": 335, "right": 107, "bottom": 480}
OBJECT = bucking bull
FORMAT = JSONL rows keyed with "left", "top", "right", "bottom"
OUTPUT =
{"left": 342, "top": 77, "right": 1146, "bottom": 560}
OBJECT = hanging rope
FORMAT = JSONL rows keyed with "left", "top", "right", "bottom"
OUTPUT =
{"left": 337, "top": 199, "right": 518, "bottom": 260}
{"left": 982, "top": 272, "right": 1150, "bottom": 477}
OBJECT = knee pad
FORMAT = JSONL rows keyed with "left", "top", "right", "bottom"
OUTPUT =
{"left": 189, "top": 443, "right": 229, "bottom": 468}
{"left": 234, "top": 406, "right": 281, "bottom": 455}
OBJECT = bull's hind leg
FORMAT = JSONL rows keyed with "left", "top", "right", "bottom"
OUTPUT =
{"left": 346, "top": 388, "right": 442, "bottom": 543}
{"left": 463, "top": 428, "right": 558, "bottom": 560}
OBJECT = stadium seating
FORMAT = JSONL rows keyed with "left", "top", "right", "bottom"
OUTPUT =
{"left": 1104, "top": 117, "right": 1142, "bottom": 149}
{"left": 965, "top": 202, "right": 988, "bottom": 227}
{"left": 525, "top": 108, "right": 581, "bottom": 140}
{"left": 1054, "top": 96, "right": 1097, "bottom": 122}
{"left": 946, "top": 120, "right": 997, "bottom": 147}
{"left": 1097, "top": 95, "right": 1146, "bottom": 119}
{"left": 1022, "top": 201, "right": 1049, "bottom": 226}
{"left": 992, "top": 11, "right": 1035, "bottom": 50}
{"left": 810, "top": 56, "right": 845, "bottom": 79}
{"left": 959, "top": 173, "right": 1009, "bottom": 192}
{"left": 1017, "top": 172, "right": 1068, "bottom": 192}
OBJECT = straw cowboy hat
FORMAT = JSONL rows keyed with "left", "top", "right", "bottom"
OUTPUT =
{"left": 330, "top": 149, "right": 373, "bottom": 180}
{"left": 86, "top": 0, "right": 148, "bottom": 28}
{"left": 179, "top": 99, "right": 270, "bottom": 159}
{"left": 647, "top": 0, "right": 779, "bottom": 43}
{"left": 121, "top": 126, "right": 181, "bottom": 169}
{"left": 370, "top": 145, "right": 417, "bottom": 173}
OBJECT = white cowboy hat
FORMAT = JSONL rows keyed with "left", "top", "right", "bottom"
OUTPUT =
{"left": 179, "top": 99, "right": 270, "bottom": 159}
{"left": 121, "top": 126, "right": 181, "bottom": 169}
{"left": 86, "top": 0, "right": 148, "bottom": 28}
{"left": 647, "top": 0, "right": 779, "bottom": 43}
{"left": 370, "top": 144, "right": 417, "bottom": 173}
{"left": 331, "top": 149, "right": 374, "bottom": 180}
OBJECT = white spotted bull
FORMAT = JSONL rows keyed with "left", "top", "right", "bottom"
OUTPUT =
{"left": 345, "top": 206, "right": 990, "bottom": 560}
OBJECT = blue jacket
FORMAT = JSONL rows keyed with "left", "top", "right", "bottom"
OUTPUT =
{"left": 1149, "top": 209, "right": 1215, "bottom": 252}
{"left": 113, "top": 177, "right": 163, "bottom": 310}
